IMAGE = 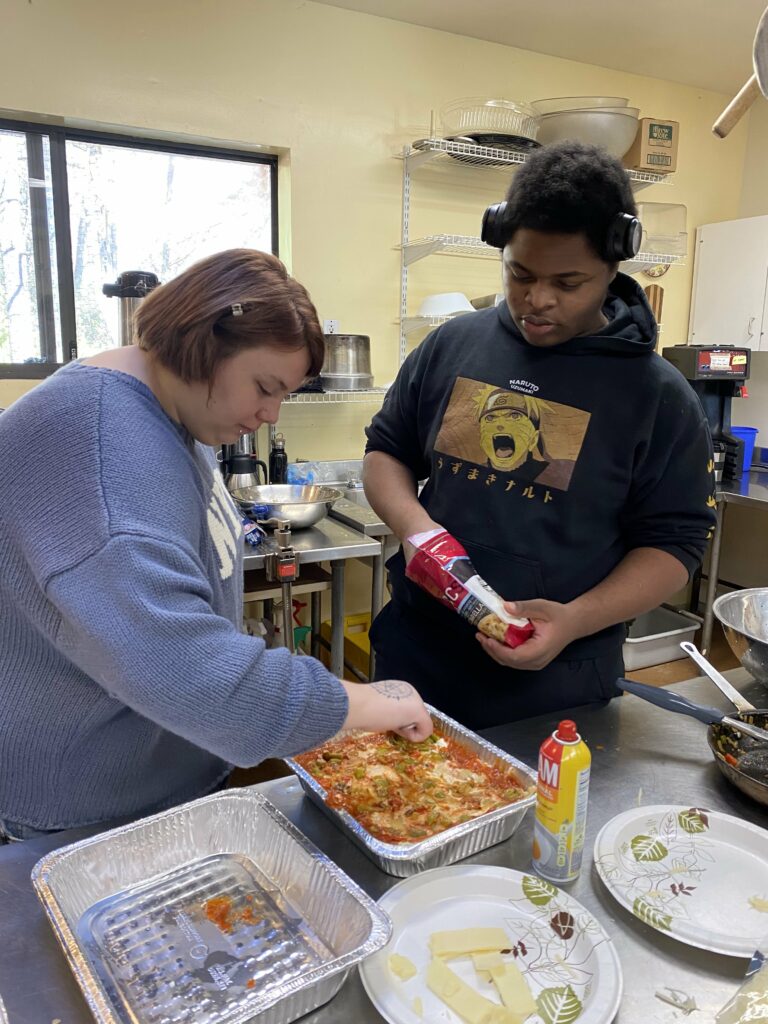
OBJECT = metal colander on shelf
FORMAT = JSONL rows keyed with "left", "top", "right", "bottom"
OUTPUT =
{"left": 440, "top": 97, "right": 539, "bottom": 141}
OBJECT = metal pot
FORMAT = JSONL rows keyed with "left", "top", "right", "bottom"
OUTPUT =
{"left": 320, "top": 334, "right": 373, "bottom": 391}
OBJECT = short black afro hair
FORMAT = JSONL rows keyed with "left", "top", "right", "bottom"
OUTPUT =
{"left": 501, "top": 141, "right": 637, "bottom": 262}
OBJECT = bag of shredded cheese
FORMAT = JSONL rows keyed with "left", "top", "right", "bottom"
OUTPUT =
{"left": 406, "top": 528, "right": 534, "bottom": 649}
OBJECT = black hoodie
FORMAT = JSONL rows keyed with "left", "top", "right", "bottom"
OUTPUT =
{"left": 366, "top": 274, "right": 716, "bottom": 662}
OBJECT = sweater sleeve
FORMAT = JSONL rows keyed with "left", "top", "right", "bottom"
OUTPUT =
{"left": 365, "top": 335, "right": 434, "bottom": 479}
{"left": 45, "top": 533, "right": 349, "bottom": 766}
{"left": 619, "top": 386, "right": 716, "bottom": 577}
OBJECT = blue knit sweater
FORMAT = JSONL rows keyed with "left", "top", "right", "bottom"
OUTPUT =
{"left": 0, "top": 363, "right": 348, "bottom": 829}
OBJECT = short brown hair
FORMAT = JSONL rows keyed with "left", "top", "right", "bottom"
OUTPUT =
{"left": 135, "top": 248, "right": 324, "bottom": 382}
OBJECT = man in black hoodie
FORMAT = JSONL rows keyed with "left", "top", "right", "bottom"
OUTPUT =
{"left": 364, "top": 141, "right": 716, "bottom": 729}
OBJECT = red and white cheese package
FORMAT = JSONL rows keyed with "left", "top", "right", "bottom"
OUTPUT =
{"left": 405, "top": 528, "right": 534, "bottom": 648}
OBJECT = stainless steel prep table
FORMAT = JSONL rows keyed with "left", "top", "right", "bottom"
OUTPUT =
{"left": 2, "top": 669, "right": 767, "bottom": 1021}
{"left": 702, "top": 470, "right": 768, "bottom": 655}
{"left": 329, "top": 496, "right": 393, "bottom": 678}
{"left": 242, "top": 517, "right": 380, "bottom": 677}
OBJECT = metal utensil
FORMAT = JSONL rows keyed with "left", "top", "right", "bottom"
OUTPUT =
{"left": 679, "top": 640, "right": 757, "bottom": 714}
{"left": 713, "top": 5, "right": 768, "bottom": 138}
{"left": 231, "top": 484, "right": 342, "bottom": 530}
{"left": 615, "top": 678, "right": 768, "bottom": 744}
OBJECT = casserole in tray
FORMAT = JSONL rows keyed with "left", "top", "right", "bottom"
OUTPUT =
{"left": 286, "top": 706, "right": 537, "bottom": 877}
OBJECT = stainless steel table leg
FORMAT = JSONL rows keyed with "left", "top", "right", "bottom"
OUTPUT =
{"left": 311, "top": 591, "right": 321, "bottom": 659}
{"left": 281, "top": 581, "right": 295, "bottom": 653}
{"left": 330, "top": 560, "right": 345, "bottom": 678}
{"left": 702, "top": 498, "right": 725, "bottom": 656}
{"left": 368, "top": 540, "right": 386, "bottom": 680}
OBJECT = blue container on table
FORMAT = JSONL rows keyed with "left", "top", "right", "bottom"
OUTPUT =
{"left": 731, "top": 425, "right": 759, "bottom": 472}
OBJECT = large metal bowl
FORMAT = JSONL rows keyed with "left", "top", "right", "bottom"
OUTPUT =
{"left": 231, "top": 483, "right": 342, "bottom": 530}
{"left": 714, "top": 588, "right": 768, "bottom": 687}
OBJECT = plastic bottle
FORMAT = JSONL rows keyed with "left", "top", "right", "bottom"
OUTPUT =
{"left": 269, "top": 433, "right": 288, "bottom": 484}
{"left": 532, "top": 720, "right": 591, "bottom": 883}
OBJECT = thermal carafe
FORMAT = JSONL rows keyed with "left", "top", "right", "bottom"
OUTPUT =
{"left": 221, "top": 432, "right": 268, "bottom": 493}
{"left": 103, "top": 271, "right": 160, "bottom": 346}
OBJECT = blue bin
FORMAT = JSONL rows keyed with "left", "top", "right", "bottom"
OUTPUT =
{"left": 731, "top": 425, "right": 759, "bottom": 472}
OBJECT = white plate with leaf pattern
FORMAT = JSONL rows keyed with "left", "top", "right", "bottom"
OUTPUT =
{"left": 359, "top": 864, "right": 622, "bottom": 1024}
{"left": 594, "top": 805, "right": 768, "bottom": 957}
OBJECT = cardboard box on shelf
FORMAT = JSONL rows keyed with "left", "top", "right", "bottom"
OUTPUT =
{"left": 623, "top": 117, "right": 679, "bottom": 174}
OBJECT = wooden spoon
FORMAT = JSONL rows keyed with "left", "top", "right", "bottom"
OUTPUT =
{"left": 713, "top": 5, "right": 768, "bottom": 138}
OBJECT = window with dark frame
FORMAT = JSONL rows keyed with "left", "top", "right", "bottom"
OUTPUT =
{"left": 0, "top": 119, "right": 278, "bottom": 377}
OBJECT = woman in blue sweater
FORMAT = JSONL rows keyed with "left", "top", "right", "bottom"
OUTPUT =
{"left": 0, "top": 248, "right": 431, "bottom": 840}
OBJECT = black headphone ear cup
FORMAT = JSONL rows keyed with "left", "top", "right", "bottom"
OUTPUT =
{"left": 609, "top": 213, "right": 642, "bottom": 262}
{"left": 481, "top": 201, "right": 507, "bottom": 248}
{"left": 627, "top": 219, "right": 642, "bottom": 260}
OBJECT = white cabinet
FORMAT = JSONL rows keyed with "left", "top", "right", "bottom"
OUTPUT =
{"left": 689, "top": 215, "right": 768, "bottom": 351}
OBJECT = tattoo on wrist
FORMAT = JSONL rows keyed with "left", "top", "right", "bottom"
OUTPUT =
{"left": 371, "top": 680, "right": 414, "bottom": 700}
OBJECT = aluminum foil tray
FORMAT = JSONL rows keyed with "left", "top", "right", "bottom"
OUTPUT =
{"left": 285, "top": 706, "right": 537, "bottom": 877}
{"left": 31, "top": 789, "right": 391, "bottom": 1024}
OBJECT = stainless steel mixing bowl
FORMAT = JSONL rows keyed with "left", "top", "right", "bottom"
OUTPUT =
{"left": 231, "top": 484, "right": 342, "bottom": 530}
{"left": 714, "top": 588, "right": 768, "bottom": 687}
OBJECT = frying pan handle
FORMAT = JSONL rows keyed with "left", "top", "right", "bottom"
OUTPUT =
{"left": 713, "top": 75, "right": 762, "bottom": 138}
{"left": 615, "top": 678, "right": 725, "bottom": 726}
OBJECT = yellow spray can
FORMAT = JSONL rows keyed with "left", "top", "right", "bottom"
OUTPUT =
{"left": 532, "top": 719, "right": 591, "bottom": 883}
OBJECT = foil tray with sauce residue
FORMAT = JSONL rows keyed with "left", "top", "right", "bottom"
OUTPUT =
{"left": 31, "top": 789, "right": 391, "bottom": 1024}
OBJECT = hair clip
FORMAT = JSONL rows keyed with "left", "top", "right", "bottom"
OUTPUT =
{"left": 230, "top": 303, "right": 244, "bottom": 317}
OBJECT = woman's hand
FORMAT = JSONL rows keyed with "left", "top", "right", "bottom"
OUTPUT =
{"left": 476, "top": 599, "right": 581, "bottom": 671}
{"left": 342, "top": 679, "right": 433, "bottom": 741}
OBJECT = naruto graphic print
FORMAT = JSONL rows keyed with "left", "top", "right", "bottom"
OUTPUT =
{"left": 434, "top": 378, "right": 591, "bottom": 491}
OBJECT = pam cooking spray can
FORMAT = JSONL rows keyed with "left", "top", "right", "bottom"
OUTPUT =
{"left": 532, "top": 720, "right": 591, "bottom": 883}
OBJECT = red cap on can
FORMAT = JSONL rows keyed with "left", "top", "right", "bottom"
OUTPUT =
{"left": 556, "top": 720, "right": 579, "bottom": 742}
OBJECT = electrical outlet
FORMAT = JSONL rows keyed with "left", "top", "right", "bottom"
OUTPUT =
{"left": 323, "top": 319, "right": 339, "bottom": 334}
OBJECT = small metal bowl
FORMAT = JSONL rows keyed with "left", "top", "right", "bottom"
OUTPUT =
{"left": 714, "top": 588, "right": 768, "bottom": 688}
{"left": 231, "top": 483, "right": 342, "bottom": 530}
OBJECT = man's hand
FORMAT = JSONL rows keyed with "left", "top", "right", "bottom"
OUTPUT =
{"left": 476, "top": 599, "right": 580, "bottom": 670}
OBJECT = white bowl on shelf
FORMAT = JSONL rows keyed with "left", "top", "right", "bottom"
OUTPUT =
{"left": 417, "top": 292, "right": 475, "bottom": 317}
{"left": 537, "top": 108, "right": 640, "bottom": 158}
{"left": 530, "top": 96, "right": 629, "bottom": 115}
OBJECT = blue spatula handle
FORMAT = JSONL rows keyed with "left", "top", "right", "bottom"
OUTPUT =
{"left": 615, "top": 678, "right": 726, "bottom": 727}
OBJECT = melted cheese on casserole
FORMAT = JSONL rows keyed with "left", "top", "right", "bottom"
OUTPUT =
{"left": 294, "top": 730, "right": 531, "bottom": 843}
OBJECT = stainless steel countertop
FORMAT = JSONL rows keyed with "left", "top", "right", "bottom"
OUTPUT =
{"left": 328, "top": 495, "right": 392, "bottom": 538}
{"left": 718, "top": 468, "right": 768, "bottom": 510}
{"left": 1, "top": 669, "right": 766, "bottom": 1021}
{"left": 242, "top": 516, "right": 381, "bottom": 569}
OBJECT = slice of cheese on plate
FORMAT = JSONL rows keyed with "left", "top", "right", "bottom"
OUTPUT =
{"left": 426, "top": 957, "right": 520, "bottom": 1024}
{"left": 472, "top": 952, "right": 505, "bottom": 971}
{"left": 429, "top": 927, "right": 510, "bottom": 958}
{"left": 388, "top": 952, "right": 417, "bottom": 981}
{"left": 490, "top": 963, "right": 537, "bottom": 1020}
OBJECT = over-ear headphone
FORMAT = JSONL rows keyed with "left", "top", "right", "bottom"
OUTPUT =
{"left": 481, "top": 201, "right": 643, "bottom": 263}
